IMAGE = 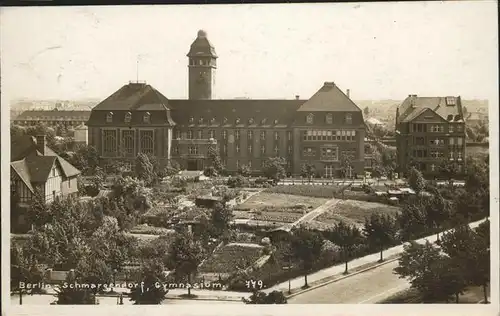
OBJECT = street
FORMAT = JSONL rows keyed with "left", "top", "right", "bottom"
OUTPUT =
{"left": 288, "top": 260, "right": 409, "bottom": 304}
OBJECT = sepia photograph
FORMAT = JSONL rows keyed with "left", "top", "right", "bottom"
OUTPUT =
{"left": 1, "top": 1, "right": 498, "bottom": 315}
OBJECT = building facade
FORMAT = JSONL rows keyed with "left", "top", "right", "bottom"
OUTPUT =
{"left": 395, "top": 95, "right": 466, "bottom": 177}
{"left": 13, "top": 110, "right": 91, "bottom": 128}
{"left": 87, "top": 30, "right": 366, "bottom": 177}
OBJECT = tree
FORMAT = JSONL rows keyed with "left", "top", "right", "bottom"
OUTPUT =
{"left": 238, "top": 164, "right": 252, "bottom": 177}
{"left": 169, "top": 230, "right": 205, "bottom": 296}
{"left": 300, "top": 163, "right": 316, "bottom": 181}
{"left": 203, "top": 166, "right": 218, "bottom": 177}
{"left": 424, "top": 193, "right": 452, "bottom": 241}
{"left": 129, "top": 259, "right": 168, "bottom": 305}
{"left": 54, "top": 275, "right": 97, "bottom": 305}
{"left": 339, "top": 153, "right": 352, "bottom": 180}
{"left": 363, "top": 106, "right": 370, "bottom": 116}
{"left": 397, "top": 195, "right": 429, "bottom": 241}
{"left": 211, "top": 202, "right": 233, "bottom": 237}
{"left": 262, "top": 157, "right": 287, "bottom": 182}
{"left": 363, "top": 213, "right": 398, "bottom": 262}
{"left": 207, "top": 143, "right": 224, "bottom": 174}
{"left": 11, "top": 245, "right": 45, "bottom": 304}
{"left": 407, "top": 167, "right": 426, "bottom": 194}
{"left": 290, "top": 227, "right": 324, "bottom": 288}
{"left": 394, "top": 241, "right": 467, "bottom": 303}
{"left": 329, "top": 221, "right": 364, "bottom": 273}
{"left": 135, "top": 153, "right": 156, "bottom": 186}
{"left": 242, "top": 290, "right": 287, "bottom": 304}
{"left": 27, "top": 188, "right": 50, "bottom": 229}
{"left": 438, "top": 161, "right": 460, "bottom": 184}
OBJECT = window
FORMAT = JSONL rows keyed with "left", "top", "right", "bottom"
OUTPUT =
{"left": 260, "top": 131, "right": 266, "bottom": 141}
{"left": 345, "top": 113, "right": 352, "bottom": 124}
{"left": 274, "top": 119, "right": 278, "bottom": 125}
{"left": 287, "top": 131, "right": 292, "bottom": 141}
{"left": 445, "top": 96, "right": 456, "bottom": 106}
{"left": 457, "top": 152, "right": 463, "bottom": 160}
{"left": 449, "top": 125, "right": 454, "bottom": 133}
{"left": 248, "top": 130, "right": 253, "bottom": 140}
{"left": 236, "top": 118, "right": 241, "bottom": 125}
{"left": 222, "top": 130, "right": 227, "bottom": 140}
{"left": 449, "top": 151, "right": 454, "bottom": 160}
{"left": 236, "top": 160, "right": 240, "bottom": 169}
{"left": 175, "top": 130, "right": 181, "bottom": 139}
{"left": 103, "top": 130, "right": 117, "bottom": 156}
{"left": 210, "top": 117, "right": 216, "bottom": 124}
{"left": 320, "top": 147, "right": 339, "bottom": 160}
{"left": 223, "top": 117, "right": 228, "bottom": 124}
{"left": 174, "top": 146, "right": 179, "bottom": 154}
{"left": 188, "top": 146, "right": 199, "bottom": 155}
{"left": 106, "top": 112, "right": 113, "bottom": 123}
{"left": 248, "top": 161, "right": 252, "bottom": 168}
{"left": 325, "top": 164, "right": 334, "bottom": 177}
{"left": 457, "top": 137, "right": 463, "bottom": 146}
{"left": 197, "top": 130, "right": 203, "bottom": 139}
{"left": 143, "top": 112, "right": 151, "bottom": 123}
{"left": 288, "top": 145, "right": 292, "bottom": 155}
{"left": 274, "top": 146, "right": 279, "bottom": 156}
{"left": 222, "top": 144, "right": 227, "bottom": 155}
{"left": 235, "top": 130, "right": 240, "bottom": 140}
{"left": 326, "top": 113, "right": 333, "bottom": 124}
{"left": 140, "top": 130, "right": 154, "bottom": 154}
{"left": 431, "top": 125, "right": 444, "bottom": 132}
{"left": 274, "top": 132, "right": 279, "bottom": 141}
{"left": 209, "top": 130, "right": 215, "bottom": 139}
{"left": 457, "top": 164, "right": 463, "bottom": 172}
{"left": 122, "top": 130, "right": 135, "bottom": 155}
{"left": 187, "top": 130, "right": 194, "bottom": 139}
{"left": 303, "top": 147, "right": 315, "bottom": 157}
{"left": 457, "top": 124, "right": 464, "bottom": 132}
{"left": 261, "top": 145, "right": 266, "bottom": 154}
{"left": 248, "top": 144, "right": 253, "bottom": 154}
{"left": 236, "top": 144, "right": 241, "bottom": 154}
{"left": 431, "top": 164, "right": 436, "bottom": 172}
{"left": 199, "top": 117, "right": 204, "bottom": 124}
{"left": 261, "top": 118, "right": 267, "bottom": 125}
{"left": 125, "top": 112, "right": 132, "bottom": 123}
{"left": 248, "top": 118, "right": 254, "bottom": 124}
{"left": 189, "top": 117, "right": 194, "bottom": 124}
{"left": 306, "top": 113, "right": 314, "bottom": 124}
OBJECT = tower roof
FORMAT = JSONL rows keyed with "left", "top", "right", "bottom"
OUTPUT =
{"left": 187, "top": 29, "right": 217, "bottom": 58}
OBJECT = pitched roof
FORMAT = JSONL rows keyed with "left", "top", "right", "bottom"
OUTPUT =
{"left": 187, "top": 30, "right": 217, "bottom": 58}
{"left": 398, "top": 95, "right": 464, "bottom": 123}
{"left": 91, "top": 82, "right": 173, "bottom": 111}
{"left": 169, "top": 99, "right": 305, "bottom": 126}
{"left": 14, "top": 110, "right": 90, "bottom": 121}
{"left": 297, "top": 82, "right": 361, "bottom": 112}
{"left": 11, "top": 160, "right": 34, "bottom": 191}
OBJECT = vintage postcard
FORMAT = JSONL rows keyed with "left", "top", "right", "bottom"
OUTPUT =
{"left": 1, "top": 2, "right": 498, "bottom": 316}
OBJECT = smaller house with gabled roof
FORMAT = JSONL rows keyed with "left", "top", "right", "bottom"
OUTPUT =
{"left": 395, "top": 95, "right": 466, "bottom": 177}
{"left": 11, "top": 135, "right": 81, "bottom": 206}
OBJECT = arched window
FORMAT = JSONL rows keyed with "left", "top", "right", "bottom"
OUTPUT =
{"left": 198, "top": 117, "right": 204, "bottom": 124}
{"left": 189, "top": 117, "right": 194, "bottom": 124}
{"left": 326, "top": 113, "right": 333, "bottom": 124}
{"left": 306, "top": 113, "right": 314, "bottom": 124}
{"left": 125, "top": 112, "right": 132, "bottom": 123}
{"left": 103, "top": 130, "right": 117, "bottom": 156}
{"left": 140, "top": 130, "right": 154, "bottom": 154}
{"left": 143, "top": 112, "right": 151, "bottom": 123}
{"left": 210, "top": 117, "right": 216, "bottom": 124}
{"left": 235, "top": 118, "right": 241, "bottom": 124}
{"left": 121, "top": 130, "right": 135, "bottom": 156}
{"left": 106, "top": 112, "right": 114, "bottom": 123}
{"left": 248, "top": 118, "right": 254, "bottom": 124}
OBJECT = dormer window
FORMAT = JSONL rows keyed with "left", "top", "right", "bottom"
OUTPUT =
{"left": 106, "top": 112, "right": 113, "bottom": 123}
{"left": 124, "top": 112, "right": 132, "bottom": 123}
{"left": 198, "top": 117, "right": 204, "bottom": 125}
{"left": 189, "top": 117, "right": 194, "bottom": 124}
{"left": 447, "top": 115, "right": 454, "bottom": 121}
{"left": 261, "top": 118, "right": 267, "bottom": 125}
{"left": 326, "top": 113, "right": 333, "bottom": 124}
{"left": 223, "top": 117, "right": 228, "bottom": 124}
{"left": 306, "top": 113, "right": 314, "bottom": 124}
{"left": 210, "top": 117, "right": 216, "bottom": 124}
{"left": 248, "top": 118, "right": 254, "bottom": 124}
{"left": 274, "top": 119, "right": 278, "bottom": 125}
{"left": 345, "top": 113, "right": 352, "bottom": 124}
{"left": 445, "top": 97, "right": 456, "bottom": 106}
{"left": 454, "top": 115, "right": 461, "bottom": 121}
{"left": 143, "top": 112, "right": 151, "bottom": 123}
{"left": 235, "top": 118, "right": 241, "bottom": 124}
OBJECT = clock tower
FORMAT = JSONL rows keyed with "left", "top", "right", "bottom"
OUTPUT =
{"left": 187, "top": 30, "right": 217, "bottom": 100}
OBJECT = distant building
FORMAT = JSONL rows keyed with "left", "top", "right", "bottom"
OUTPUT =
{"left": 395, "top": 95, "right": 466, "bottom": 177}
{"left": 74, "top": 124, "right": 88, "bottom": 145}
{"left": 10, "top": 135, "right": 81, "bottom": 205}
{"left": 86, "top": 30, "right": 367, "bottom": 177}
{"left": 13, "top": 110, "right": 91, "bottom": 128}
{"left": 465, "top": 111, "right": 487, "bottom": 126}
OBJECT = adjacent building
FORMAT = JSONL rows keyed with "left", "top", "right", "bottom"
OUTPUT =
{"left": 395, "top": 95, "right": 466, "bottom": 177}
{"left": 13, "top": 110, "right": 91, "bottom": 128}
{"left": 10, "top": 135, "right": 81, "bottom": 206}
{"left": 86, "top": 30, "right": 366, "bottom": 177}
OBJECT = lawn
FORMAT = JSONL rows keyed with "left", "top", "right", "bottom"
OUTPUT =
{"left": 315, "top": 199, "right": 401, "bottom": 227}
{"left": 199, "top": 243, "right": 265, "bottom": 274}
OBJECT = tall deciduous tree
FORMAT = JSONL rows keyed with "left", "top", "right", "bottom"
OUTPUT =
{"left": 363, "top": 213, "right": 398, "bottom": 262}
{"left": 300, "top": 163, "right": 316, "bottom": 181}
{"left": 290, "top": 227, "right": 324, "bottom": 288}
{"left": 211, "top": 202, "right": 233, "bottom": 237}
{"left": 329, "top": 221, "right": 364, "bottom": 273}
{"left": 169, "top": 230, "right": 205, "bottom": 296}
{"left": 425, "top": 193, "right": 452, "bottom": 241}
{"left": 207, "top": 143, "right": 224, "bottom": 174}
{"left": 397, "top": 195, "right": 429, "bottom": 241}
{"left": 129, "top": 259, "right": 168, "bottom": 305}
{"left": 135, "top": 153, "right": 155, "bottom": 186}
{"left": 262, "top": 157, "right": 287, "bottom": 182}
{"left": 407, "top": 167, "right": 426, "bottom": 194}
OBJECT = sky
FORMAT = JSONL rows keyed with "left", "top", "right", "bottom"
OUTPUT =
{"left": 0, "top": 2, "right": 498, "bottom": 104}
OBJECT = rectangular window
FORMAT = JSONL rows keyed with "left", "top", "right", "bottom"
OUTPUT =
{"left": 449, "top": 151, "right": 454, "bottom": 160}
{"left": 320, "top": 147, "right": 339, "bottom": 160}
{"left": 197, "top": 130, "right": 203, "bottom": 139}
{"left": 222, "top": 130, "right": 227, "bottom": 140}
{"left": 457, "top": 125, "right": 464, "bottom": 132}
{"left": 274, "top": 131, "right": 279, "bottom": 141}
{"left": 288, "top": 145, "right": 292, "bottom": 155}
{"left": 236, "top": 144, "right": 240, "bottom": 154}
{"left": 209, "top": 130, "right": 215, "bottom": 139}
{"left": 236, "top": 160, "right": 240, "bottom": 169}
{"left": 248, "top": 145, "right": 253, "bottom": 154}
{"left": 248, "top": 161, "right": 252, "bottom": 168}
{"left": 303, "top": 147, "right": 315, "bottom": 157}
{"left": 457, "top": 151, "right": 463, "bottom": 160}
{"left": 248, "top": 130, "right": 253, "bottom": 140}
{"left": 449, "top": 137, "right": 455, "bottom": 145}
{"left": 274, "top": 146, "right": 279, "bottom": 156}
{"left": 449, "top": 125, "right": 454, "bottom": 133}
{"left": 187, "top": 130, "right": 193, "bottom": 139}
{"left": 235, "top": 130, "right": 240, "bottom": 140}
{"left": 287, "top": 131, "right": 292, "bottom": 141}
{"left": 261, "top": 145, "right": 266, "bottom": 154}
{"left": 175, "top": 130, "right": 181, "bottom": 139}
{"left": 260, "top": 131, "right": 266, "bottom": 141}
{"left": 457, "top": 137, "right": 463, "bottom": 146}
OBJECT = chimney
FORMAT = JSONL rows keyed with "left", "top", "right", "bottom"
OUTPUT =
{"left": 295, "top": 95, "right": 300, "bottom": 100}
{"left": 35, "top": 135, "right": 46, "bottom": 155}
{"left": 346, "top": 89, "right": 350, "bottom": 98}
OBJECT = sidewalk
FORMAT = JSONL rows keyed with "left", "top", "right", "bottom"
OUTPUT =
{"left": 267, "top": 219, "right": 486, "bottom": 293}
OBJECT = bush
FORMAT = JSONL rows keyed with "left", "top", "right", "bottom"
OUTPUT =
{"left": 227, "top": 175, "right": 250, "bottom": 188}
{"left": 203, "top": 166, "right": 218, "bottom": 177}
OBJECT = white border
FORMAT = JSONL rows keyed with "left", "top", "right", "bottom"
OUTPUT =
{"left": 1, "top": 2, "right": 499, "bottom": 316}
